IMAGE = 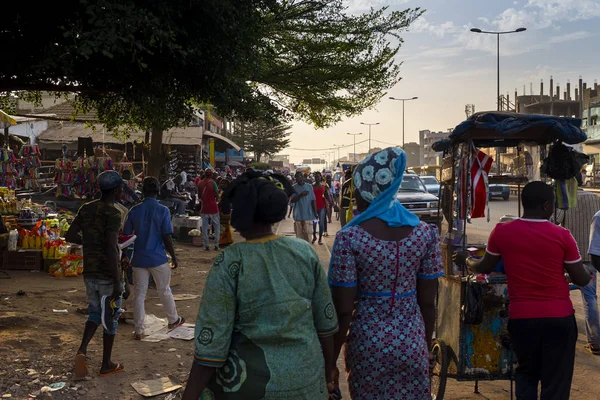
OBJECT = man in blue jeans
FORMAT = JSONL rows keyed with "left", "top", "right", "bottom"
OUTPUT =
{"left": 66, "top": 171, "right": 125, "bottom": 379}
{"left": 555, "top": 174, "right": 600, "bottom": 354}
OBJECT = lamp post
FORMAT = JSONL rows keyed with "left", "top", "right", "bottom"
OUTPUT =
{"left": 389, "top": 97, "right": 418, "bottom": 148}
{"left": 469, "top": 27, "right": 526, "bottom": 111}
{"left": 360, "top": 122, "right": 380, "bottom": 154}
{"left": 470, "top": 27, "right": 526, "bottom": 173}
{"left": 347, "top": 133, "right": 362, "bottom": 162}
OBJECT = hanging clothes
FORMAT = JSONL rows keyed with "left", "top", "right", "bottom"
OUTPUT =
{"left": 470, "top": 148, "right": 493, "bottom": 219}
{"left": 556, "top": 178, "right": 578, "bottom": 210}
{"left": 457, "top": 149, "right": 470, "bottom": 221}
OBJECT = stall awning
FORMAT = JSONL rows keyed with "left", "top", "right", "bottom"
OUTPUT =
{"left": 203, "top": 131, "right": 241, "bottom": 151}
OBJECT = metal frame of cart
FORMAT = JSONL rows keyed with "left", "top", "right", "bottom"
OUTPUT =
{"left": 429, "top": 112, "right": 588, "bottom": 400}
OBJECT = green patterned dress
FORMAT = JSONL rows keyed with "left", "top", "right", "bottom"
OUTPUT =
{"left": 194, "top": 235, "right": 338, "bottom": 400}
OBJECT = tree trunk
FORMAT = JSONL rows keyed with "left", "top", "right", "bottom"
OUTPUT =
{"left": 255, "top": 152, "right": 261, "bottom": 162}
{"left": 147, "top": 126, "right": 163, "bottom": 178}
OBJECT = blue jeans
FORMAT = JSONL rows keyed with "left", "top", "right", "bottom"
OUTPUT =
{"left": 581, "top": 265, "right": 600, "bottom": 345}
{"left": 84, "top": 278, "right": 121, "bottom": 335}
{"left": 202, "top": 213, "right": 220, "bottom": 248}
{"left": 312, "top": 208, "right": 327, "bottom": 239}
{"left": 168, "top": 197, "right": 187, "bottom": 215}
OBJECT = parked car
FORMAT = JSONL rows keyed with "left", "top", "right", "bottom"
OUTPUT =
{"left": 419, "top": 175, "right": 441, "bottom": 197}
{"left": 488, "top": 183, "right": 510, "bottom": 201}
{"left": 397, "top": 174, "right": 441, "bottom": 228}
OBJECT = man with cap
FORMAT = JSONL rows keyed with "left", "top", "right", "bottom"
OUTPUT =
{"left": 66, "top": 170, "right": 125, "bottom": 379}
{"left": 123, "top": 177, "right": 185, "bottom": 340}
{"left": 198, "top": 168, "right": 220, "bottom": 251}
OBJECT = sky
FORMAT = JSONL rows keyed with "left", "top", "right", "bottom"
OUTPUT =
{"left": 285, "top": 0, "right": 600, "bottom": 164}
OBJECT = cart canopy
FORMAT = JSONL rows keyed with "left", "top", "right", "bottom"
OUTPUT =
{"left": 447, "top": 112, "right": 587, "bottom": 147}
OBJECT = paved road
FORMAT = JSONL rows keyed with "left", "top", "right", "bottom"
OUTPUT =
{"left": 460, "top": 197, "right": 521, "bottom": 243}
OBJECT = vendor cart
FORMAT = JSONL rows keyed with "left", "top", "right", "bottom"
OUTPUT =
{"left": 429, "top": 112, "right": 588, "bottom": 400}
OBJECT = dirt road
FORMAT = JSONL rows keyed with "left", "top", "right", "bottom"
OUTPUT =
{"left": 0, "top": 217, "right": 599, "bottom": 399}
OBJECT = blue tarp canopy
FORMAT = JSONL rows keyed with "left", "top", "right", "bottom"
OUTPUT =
{"left": 448, "top": 112, "right": 587, "bottom": 147}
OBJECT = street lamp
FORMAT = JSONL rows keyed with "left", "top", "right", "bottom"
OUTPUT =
{"left": 360, "top": 122, "right": 380, "bottom": 153}
{"left": 347, "top": 133, "right": 362, "bottom": 162}
{"left": 469, "top": 27, "right": 527, "bottom": 111}
{"left": 332, "top": 144, "right": 343, "bottom": 166}
{"left": 389, "top": 97, "right": 418, "bottom": 148}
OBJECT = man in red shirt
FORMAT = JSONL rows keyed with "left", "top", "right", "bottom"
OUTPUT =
{"left": 312, "top": 172, "right": 327, "bottom": 245}
{"left": 198, "top": 169, "right": 220, "bottom": 251}
{"left": 455, "top": 181, "right": 590, "bottom": 400}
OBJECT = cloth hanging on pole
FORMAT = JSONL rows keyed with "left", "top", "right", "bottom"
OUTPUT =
{"left": 457, "top": 147, "right": 469, "bottom": 221}
{"left": 470, "top": 147, "right": 493, "bottom": 219}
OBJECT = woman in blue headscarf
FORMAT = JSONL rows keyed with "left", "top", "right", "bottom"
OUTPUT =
{"left": 329, "top": 147, "right": 443, "bottom": 399}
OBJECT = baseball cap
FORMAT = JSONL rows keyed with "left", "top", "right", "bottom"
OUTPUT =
{"left": 97, "top": 171, "right": 124, "bottom": 191}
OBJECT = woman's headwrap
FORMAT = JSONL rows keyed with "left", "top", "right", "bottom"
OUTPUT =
{"left": 224, "top": 171, "right": 294, "bottom": 231}
{"left": 344, "top": 147, "right": 420, "bottom": 229}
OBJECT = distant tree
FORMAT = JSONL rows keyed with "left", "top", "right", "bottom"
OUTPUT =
{"left": 1, "top": 1, "right": 423, "bottom": 175}
{"left": 234, "top": 121, "right": 291, "bottom": 163}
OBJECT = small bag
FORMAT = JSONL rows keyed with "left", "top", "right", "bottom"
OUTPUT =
{"left": 461, "top": 279, "right": 484, "bottom": 325}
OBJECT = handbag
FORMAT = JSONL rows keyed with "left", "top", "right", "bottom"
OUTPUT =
{"left": 461, "top": 279, "right": 484, "bottom": 325}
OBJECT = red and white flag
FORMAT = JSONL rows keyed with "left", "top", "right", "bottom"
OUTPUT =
{"left": 470, "top": 149, "right": 493, "bottom": 219}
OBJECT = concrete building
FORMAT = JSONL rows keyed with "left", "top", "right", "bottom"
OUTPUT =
{"left": 419, "top": 129, "right": 449, "bottom": 166}
{"left": 403, "top": 142, "right": 421, "bottom": 168}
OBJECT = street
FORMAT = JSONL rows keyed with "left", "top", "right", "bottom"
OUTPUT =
{"left": 463, "top": 197, "right": 521, "bottom": 243}
{"left": 1, "top": 209, "right": 600, "bottom": 399}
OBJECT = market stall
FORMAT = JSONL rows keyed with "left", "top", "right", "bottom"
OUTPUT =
{"left": 0, "top": 186, "right": 80, "bottom": 275}
{"left": 429, "top": 112, "right": 588, "bottom": 400}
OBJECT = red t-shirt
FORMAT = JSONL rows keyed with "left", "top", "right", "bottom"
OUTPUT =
{"left": 486, "top": 218, "right": 581, "bottom": 319}
{"left": 198, "top": 178, "right": 219, "bottom": 215}
{"left": 313, "top": 186, "right": 326, "bottom": 210}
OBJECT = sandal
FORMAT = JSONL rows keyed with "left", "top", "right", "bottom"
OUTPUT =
{"left": 168, "top": 316, "right": 186, "bottom": 331}
{"left": 98, "top": 362, "right": 125, "bottom": 377}
{"left": 585, "top": 344, "right": 600, "bottom": 355}
{"left": 133, "top": 333, "right": 143, "bottom": 341}
{"left": 74, "top": 353, "right": 88, "bottom": 381}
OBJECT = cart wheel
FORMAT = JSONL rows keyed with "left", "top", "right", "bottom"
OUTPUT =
{"left": 431, "top": 340, "right": 448, "bottom": 400}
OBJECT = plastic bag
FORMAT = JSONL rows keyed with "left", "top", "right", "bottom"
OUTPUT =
{"left": 461, "top": 279, "right": 484, "bottom": 325}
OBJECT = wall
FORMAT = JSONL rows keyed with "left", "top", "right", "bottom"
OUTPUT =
{"left": 8, "top": 121, "right": 48, "bottom": 144}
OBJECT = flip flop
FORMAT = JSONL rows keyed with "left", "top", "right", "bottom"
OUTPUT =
{"left": 98, "top": 362, "right": 125, "bottom": 377}
{"left": 73, "top": 354, "right": 88, "bottom": 381}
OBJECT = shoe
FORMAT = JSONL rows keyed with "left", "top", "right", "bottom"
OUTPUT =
{"left": 205, "top": 247, "right": 210, "bottom": 251}
{"left": 168, "top": 316, "right": 185, "bottom": 330}
{"left": 133, "top": 333, "right": 143, "bottom": 341}
{"left": 101, "top": 295, "right": 123, "bottom": 332}
{"left": 118, "top": 234, "right": 136, "bottom": 250}
{"left": 585, "top": 344, "right": 600, "bottom": 355}
{"left": 214, "top": 246, "right": 220, "bottom": 251}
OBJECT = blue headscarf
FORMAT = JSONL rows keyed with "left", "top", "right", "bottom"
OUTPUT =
{"left": 343, "top": 147, "right": 420, "bottom": 230}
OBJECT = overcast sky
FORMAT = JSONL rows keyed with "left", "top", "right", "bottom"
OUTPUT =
{"left": 285, "top": 0, "right": 600, "bottom": 164}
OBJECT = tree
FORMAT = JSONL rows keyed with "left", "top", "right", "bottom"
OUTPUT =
{"left": 234, "top": 121, "right": 291, "bottom": 162}
{"left": 1, "top": 1, "right": 423, "bottom": 175}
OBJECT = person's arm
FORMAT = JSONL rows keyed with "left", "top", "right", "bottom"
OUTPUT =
{"left": 416, "top": 225, "right": 445, "bottom": 350}
{"left": 128, "top": 186, "right": 140, "bottom": 203}
{"left": 589, "top": 216, "right": 600, "bottom": 273}
{"left": 454, "top": 226, "right": 502, "bottom": 274}
{"left": 310, "top": 253, "right": 339, "bottom": 392}
{"left": 329, "top": 231, "right": 358, "bottom": 364}
{"left": 182, "top": 251, "right": 237, "bottom": 399}
{"left": 562, "top": 229, "right": 590, "bottom": 286}
{"left": 65, "top": 219, "right": 83, "bottom": 245}
{"left": 290, "top": 190, "right": 307, "bottom": 203}
{"left": 212, "top": 181, "right": 219, "bottom": 201}
{"left": 160, "top": 209, "right": 178, "bottom": 267}
{"left": 106, "top": 210, "right": 123, "bottom": 298}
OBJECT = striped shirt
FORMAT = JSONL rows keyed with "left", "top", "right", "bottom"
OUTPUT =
{"left": 554, "top": 190, "right": 600, "bottom": 263}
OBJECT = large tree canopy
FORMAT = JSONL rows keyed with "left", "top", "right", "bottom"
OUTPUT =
{"left": 1, "top": 1, "right": 423, "bottom": 173}
{"left": 233, "top": 121, "right": 291, "bottom": 162}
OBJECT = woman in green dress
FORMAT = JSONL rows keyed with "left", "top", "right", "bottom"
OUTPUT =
{"left": 182, "top": 172, "right": 339, "bottom": 400}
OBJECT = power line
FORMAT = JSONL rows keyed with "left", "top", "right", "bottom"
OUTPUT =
{"left": 286, "top": 139, "right": 368, "bottom": 151}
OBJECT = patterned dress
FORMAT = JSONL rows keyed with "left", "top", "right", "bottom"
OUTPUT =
{"left": 194, "top": 235, "right": 339, "bottom": 400}
{"left": 329, "top": 222, "right": 443, "bottom": 400}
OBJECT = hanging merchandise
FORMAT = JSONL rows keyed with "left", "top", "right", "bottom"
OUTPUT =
{"left": 470, "top": 147, "right": 493, "bottom": 220}
{"left": 556, "top": 178, "right": 578, "bottom": 210}
{"left": 541, "top": 141, "right": 589, "bottom": 180}
{"left": 54, "top": 157, "right": 74, "bottom": 198}
{"left": 456, "top": 145, "right": 470, "bottom": 221}
{"left": 0, "top": 147, "right": 20, "bottom": 189}
{"left": 19, "top": 144, "right": 41, "bottom": 191}
{"left": 116, "top": 154, "right": 136, "bottom": 203}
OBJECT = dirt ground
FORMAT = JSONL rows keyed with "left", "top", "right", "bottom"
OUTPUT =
{"left": 0, "top": 217, "right": 600, "bottom": 399}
